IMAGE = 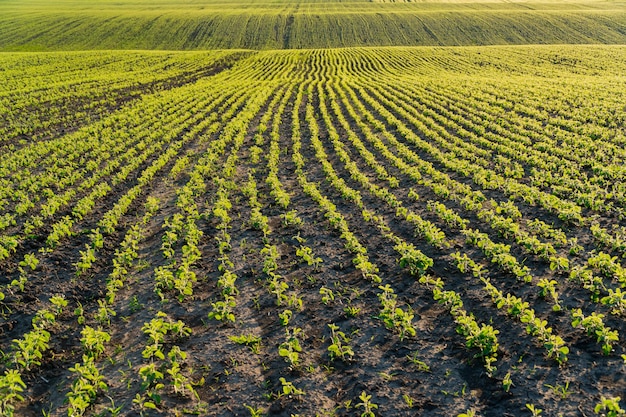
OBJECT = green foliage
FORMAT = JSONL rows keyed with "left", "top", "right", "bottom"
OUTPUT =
{"left": 208, "top": 296, "right": 237, "bottom": 322}
{"left": 327, "top": 324, "right": 354, "bottom": 362}
{"left": 278, "top": 328, "right": 303, "bottom": 367}
{"left": 3, "top": 41, "right": 626, "bottom": 416}
{"left": 142, "top": 312, "right": 191, "bottom": 360}
{"left": 571, "top": 309, "right": 619, "bottom": 355}
{"left": 244, "top": 404, "right": 265, "bottom": 417}
{"left": 376, "top": 285, "right": 416, "bottom": 341}
{"left": 278, "top": 309, "right": 292, "bottom": 326}
{"left": 394, "top": 242, "right": 433, "bottom": 277}
{"left": 526, "top": 404, "right": 542, "bottom": 416}
{"left": 278, "top": 377, "right": 304, "bottom": 397}
{"left": 356, "top": 391, "right": 378, "bottom": 417}
{"left": 502, "top": 372, "right": 513, "bottom": 393}
{"left": 80, "top": 326, "right": 111, "bottom": 359}
{"left": 229, "top": 334, "right": 262, "bottom": 354}
{"left": 0, "top": 370, "right": 26, "bottom": 417}
{"left": 406, "top": 352, "right": 430, "bottom": 373}
{"left": 282, "top": 210, "right": 303, "bottom": 228}
{"left": 544, "top": 381, "right": 571, "bottom": 400}
{"left": 1, "top": 1, "right": 625, "bottom": 51}
{"left": 67, "top": 356, "right": 108, "bottom": 417}
{"left": 595, "top": 397, "right": 625, "bottom": 417}
{"left": 296, "top": 245, "right": 322, "bottom": 270}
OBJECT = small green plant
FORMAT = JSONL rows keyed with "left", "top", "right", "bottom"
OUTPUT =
{"left": 9, "top": 275, "right": 27, "bottom": 292}
{"left": 406, "top": 351, "right": 430, "bottom": 372}
{"left": 327, "top": 324, "right": 354, "bottom": 362}
{"left": 544, "top": 381, "right": 571, "bottom": 400}
{"left": 296, "top": 245, "right": 322, "bottom": 270}
{"left": 376, "top": 285, "right": 416, "bottom": 341}
{"left": 267, "top": 275, "right": 289, "bottom": 306}
{"left": 50, "top": 295, "right": 68, "bottom": 314}
{"left": 537, "top": 279, "right": 562, "bottom": 311}
{"left": 80, "top": 326, "right": 111, "bottom": 359}
{"left": 278, "top": 328, "right": 303, "bottom": 367}
{"left": 244, "top": 404, "right": 265, "bottom": 417}
{"left": 166, "top": 347, "right": 199, "bottom": 399}
{"left": 75, "top": 245, "right": 96, "bottom": 276}
{"left": 344, "top": 305, "right": 361, "bottom": 317}
{"left": 569, "top": 239, "right": 584, "bottom": 256}
{"left": 261, "top": 244, "right": 280, "bottom": 275}
{"left": 74, "top": 302, "right": 85, "bottom": 325}
{"left": 278, "top": 377, "right": 305, "bottom": 397}
{"left": 502, "top": 372, "right": 513, "bottom": 393}
{"left": 229, "top": 334, "right": 262, "bottom": 354}
{"left": 549, "top": 256, "right": 569, "bottom": 273}
{"left": 319, "top": 287, "right": 335, "bottom": 305}
{"left": 395, "top": 241, "right": 433, "bottom": 277}
{"left": 281, "top": 210, "right": 303, "bottom": 227}
{"left": 141, "top": 312, "right": 191, "bottom": 360}
{"left": 67, "top": 356, "right": 108, "bottom": 416}
{"left": 208, "top": 295, "right": 236, "bottom": 322}
{"left": 138, "top": 363, "right": 165, "bottom": 400}
{"left": 571, "top": 309, "right": 618, "bottom": 355}
{"left": 13, "top": 329, "right": 51, "bottom": 370}
{"left": 94, "top": 299, "right": 116, "bottom": 327}
{"left": 20, "top": 254, "right": 39, "bottom": 271}
{"left": 355, "top": 391, "right": 378, "bottom": 417}
{"left": 129, "top": 296, "right": 143, "bottom": 313}
{"left": 544, "top": 335, "right": 569, "bottom": 365}
{"left": 104, "top": 397, "right": 123, "bottom": 417}
{"left": 526, "top": 403, "right": 542, "bottom": 416}
{"left": 278, "top": 309, "right": 292, "bottom": 326}
{"left": 601, "top": 288, "right": 626, "bottom": 315}
{"left": 595, "top": 396, "right": 625, "bottom": 417}
{"left": 0, "top": 370, "right": 26, "bottom": 417}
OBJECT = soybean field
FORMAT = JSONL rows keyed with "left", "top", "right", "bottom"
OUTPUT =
{"left": 1, "top": 45, "right": 626, "bottom": 416}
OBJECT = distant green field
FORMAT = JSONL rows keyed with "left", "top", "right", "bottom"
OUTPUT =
{"left": 1, "top": 0, "right": 625, "bottom": 50}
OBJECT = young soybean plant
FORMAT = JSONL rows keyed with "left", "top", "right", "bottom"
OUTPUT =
{"left": 594, "top": 396, "right": 625, "bottom": 417}
{"left": 327, "top": 324, "right": 354, "bottom": 362}
{"left": 278, "top": 328, "right": 303, "bottom": 367}
{"left": 356, "top": 391, "right": 378, "bottom": 417}
{"left": 229, "top": 334, "right": 262, "bottom": 354}
{"left": 296, "top": 245, "right": 322, "bottom": 271}
{"left": 571, "top": 309, "right": 619, "bottom": 355}
{"left": 376, "top": 285, "right": 416, "bottom": 341}
{"left": 66, "top": 357, "right": 108, "bottom": 417}
{"left": 278, "top": 377, "right": 304, "bottom": 398}
{"left": 80, "top": 326, "right": 111, "bottom": 359}
{"left": 0, "top": 370, "right": 26, "bottom": 417}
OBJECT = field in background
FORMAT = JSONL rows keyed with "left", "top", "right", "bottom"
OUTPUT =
{"left": 1, "top": 0, "right": 626, "bottom": 50}
{"left": 1, "top": 45, "right": 626, "bottom": 416}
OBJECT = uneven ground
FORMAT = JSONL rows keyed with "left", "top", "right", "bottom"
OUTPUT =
{"left": 1, "top": 46, "right": 625, "bottom": 416}
{"left": 0, "top": 0, "right": 626, "bottom": 50}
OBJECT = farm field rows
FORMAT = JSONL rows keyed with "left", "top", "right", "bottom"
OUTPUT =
{"left": 1, "top": 45, "right": 626, "bottom": 416}
{"left": 1, "top": 0, "right": 626, "bottom": 50}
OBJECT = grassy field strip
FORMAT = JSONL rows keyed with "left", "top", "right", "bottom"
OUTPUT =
{"left": 1, "top": 0, "right": 625, "bottom": 50}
